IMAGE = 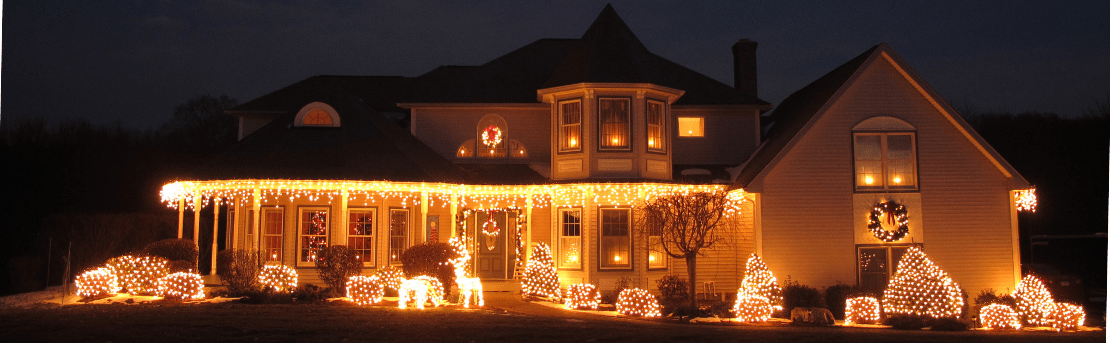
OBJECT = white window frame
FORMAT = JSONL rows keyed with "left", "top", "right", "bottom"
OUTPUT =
{"left": 558, "top": 99, "right": 583, "bottom": 153}
{"left": 557, "top": 208, "right": 582, "bottom": 270}
{"left": 598, "top": 207, "right": 632, "bottom": 270}
{"left": 347, "top": 208, "right": 377, "bottom": 268}
{"left": 388, "top": 208, "right": 410, "bottom": 265}
{"left": 853, "top": 132, "right": 918, "bottom": 191}
{"left": 261, "top": 207, "right": 284, "bottom": 264}
{"left": 296, "top": 207, "right": 330, "bottom": 267}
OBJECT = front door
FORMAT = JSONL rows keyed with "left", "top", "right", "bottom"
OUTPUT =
{"left": 476, "top": 211, "right": 513, "bottom": 279}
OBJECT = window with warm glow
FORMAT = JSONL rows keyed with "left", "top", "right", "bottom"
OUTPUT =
{"left": 677, "top": 117, "right": 704, "bottom": 137}
{"left": 598, "top": 98, "right": 631, "bottom": 151}
{"left": 858, "top": 245, "right": 911, "bottom": 294}
{"left": 348, "top": 209, "right": 376, "bottom": 267}
{"left": 853, "top": 132, "right": 917, "bottom": 191}
{"left": 599, "top": 208, "right": 631, "bottom": 269}
{"left": 456, "top": 139, "right": 475, "bottom": 158}
{"left": 245, "top": 209, "right": 255, "bottom": 251}
{"left": 557, "top": 209, "right": 582, "bottom": 269}
{"left": 303, "top": 108, "right": 333, "bottom": 125}
{"left": 295, "top": 102, "right": 340, "bottom": 127}
{"left": 389, "top": 209, "right": 409, "bottom": 265}
{"left": 559, "top": 100, "right": 582, "bottom": 152}
{"left": 510, "top": 139, "right": 528, "bottom": 158}
{"left": 298, "top": 208, "right": 329, "bottom": 265}
{"left": 262, "top": 208, "right": 284, "bottom": 263}
{"left": 646, "top": 216, "right": 666, "bottom": 270}
{"left": 646, "top": 100, "right": 666, "bottom": 153}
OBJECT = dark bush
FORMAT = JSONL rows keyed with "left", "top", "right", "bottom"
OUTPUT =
{"left": 671, "top": 305, "right": 709, "bottom": 319}
{"left": 239, "top": 289, "right": 293, "bottom": 304}
{"left": 780, "top": 278, "right": 823, "bottom": 317}
{"left": 400, "top": 242, "right": 457, "bottom": 296}
{"left": 602, "top": 277, "right": 633, "bottom": 304}
{"left": 823, "top": 282, "right": 863, "bottom": 320}
{"left": 930, "top": 317, "right": 970, "bottom": 331}
{"left": 315, "top": 245, "right": 362, "bottom": 293}
{"left": 656, "top": 275, "right": 690, "bottom": 316}
{"left": 885, "top": 314, "right": 929, "bottom": 330}
{"left": 707, "top": 301, "right": 735, "bottom": 318}
{"left": 217, "top": 249, "right": 259, "bottom": 295}
{"left": 293, "top": 283, "right": 335, "bottom": 303}
{"left": 142, "top": 238, "right": 199, "bottom": 272}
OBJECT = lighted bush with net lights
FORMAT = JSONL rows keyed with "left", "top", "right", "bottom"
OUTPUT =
{"left": 616, "top": 288, "right": 661, "bottom": 317}
{"left": 844, "top": 296, "right": 881, "bottom": 325}
{"left": 259, "top": 265, "right": 298, "bottom": 293}
{"left": 346, "top": 275, "right": 384, "bottom": 305}
{"left": 979, "top": 303, "right": 1021, "bottom": 330}
{"left": 76, "top": 267, "right": 120, "bottom": 298}
{"left": 107, "top": 255, "right": 170, "bottom": 295}
{"left": 565, "top": 283, "right": 601, "bottom": 310}
{"left": 881, "top": 246, "right": 963, "bottom": 319}
{"left": 732, "top": 296, "right": 773, "bottom": 322}
{"left": 1013, "top": 274, "right": 1054, "bottom": 326}
{"left": 732, "top": 254, "right": 781, "bottom": 322}
{"left": 523, "top": 243, "right": 562, "bottom": 300}
{"left": 1051, "top": 302, "right": 1085, "bottom": 330}
{"left": 375, "top": 266, "right": 404, "bottom": 292}
{"left": 158, "top": 272, "right": 205, "bottom": 301}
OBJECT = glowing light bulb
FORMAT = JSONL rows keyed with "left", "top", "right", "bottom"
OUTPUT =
{"left": 649, "top": 255, "right": 656, "bottom": 262}
{"left": 648, "top": 138, "right": 655, "bottom": 147}
{"left": 569, "top": 138, "right": 577, "bottom": 147}
{"left": 864, "top": 176, "right": 874, "bottom": 185}
{"left": 613, "top": 255, "right": 621, "bottom": 262}
{"left": 893, "top": 176, "right": 902, "bottom": 184}
{"left": 611, "top": 137, "right": 620, "bottom": 145}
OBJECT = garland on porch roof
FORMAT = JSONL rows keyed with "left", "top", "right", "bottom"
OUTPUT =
{"left": 867, "top": 200, "right": 909, "bottom": 242}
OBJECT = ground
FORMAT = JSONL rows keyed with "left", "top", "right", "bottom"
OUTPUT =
{"left": 0, "top": 288, "right": 1103, "bottom": 342}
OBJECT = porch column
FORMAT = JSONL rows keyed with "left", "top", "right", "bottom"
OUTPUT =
{"left": 338, "top": 189, "right": 349, "bottom": 247}
{"left": 193, "top": 196, "right": 202, "bottom": 247}
{"left": 449, "top": 195, "right": 458, "bottom": 238}
{"left": 177, "top": 199, "right": 185, "bottom": 239}
{"left": 211, "top": 198, "right": 220, "bottom": 275}
{"left": 252, "top": 188, "right": 261, "bottom": 252}
{"left": 419, "top": 190, "right": 428, "bottom": 243}
{"left": 231, "top": 198, "right": 240, "bottom": 250}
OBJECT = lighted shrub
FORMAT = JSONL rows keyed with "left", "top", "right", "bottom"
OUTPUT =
{"left": 1013, "top": 274, "right": 1054, "bottom": 326}
{"left": 158, "top": 272, "right": 205, "bottom": 301}
{"left": 882, "top": 247, "right": 963, "bottom": 319}
{"left": 346, "top": 275, "right": 384, "bottom": 305}
{"left": 315, "top": 245, "right": 362, "bottom": 293}
{"left": 375, "top": 266, "right": 404, "bottom": 293}
{"left": 76, "top": 267, "right": 120, "bottom": 298}
{"left": 143, "top": 239, "right": 199, "bottom": 272}
{"left": 217, "top": 249, "right": 259, "bottom": 295}
{"left": 107, "top": 255, "right": 169, "bottom": 295}
{"left": 1052, "top": 302, "right": 1085, "bottom": 330}
{"left": 616, "top": 288, "right": 661, "bottom": 317}
{"left": 979, "top": 303, "right": 1022, "bottom": 330}
{"left": 565, "top": 283, "right": 601, "bottom": 310}
{"left": 655, "top": 275, "right": 689, "bottom": 315}
{"left": 258, "top": 265, "right": 298, "bottom": 293}
{"left": 823, "top": 282, "right": 862, "bottom": 320}
{"left": 732, "top": 296, "right": 773, "bottom": 322}
{"left": 844, "top": 296, "right": 881, "bottom": 325}
{"left": 522, "top": 243, "right": 561, "bottom": 300}
{"left": 400, "top": 242, "right": 456, "bottom": 296}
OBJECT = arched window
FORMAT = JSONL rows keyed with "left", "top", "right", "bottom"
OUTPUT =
{"left": 294, "top": 102, "right": 341, "bottom": 127}
{"left": 852, "top": 116, "right": 917, "bottom": 191}
{"left": 455, "top": 114, "right": 528, "bottom": 159}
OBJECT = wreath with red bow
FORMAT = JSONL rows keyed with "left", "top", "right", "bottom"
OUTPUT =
{"left": 868, "top": 201, "right": 909, "bottom": 242}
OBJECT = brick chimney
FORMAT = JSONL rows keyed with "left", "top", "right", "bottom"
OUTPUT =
{"left": 732, "top": 39, "right": 758, "bottom": 98}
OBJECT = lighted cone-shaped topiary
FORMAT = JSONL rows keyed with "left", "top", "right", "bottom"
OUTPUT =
{"left": 617, "top": 288, "right": 661, "bottom": 317}
{"left": 76, "top": 267, "right": 121, "bottom": 298}
{"left": 346, "top": 275, "right": 384, "bottom": 305}
{"left": 522, "top": 243, "right": 561, "bottom": 300}
{"left": 158, "top": 272, "right": 205, "bottom": 301}
{"left": 1013, "top": 274, "right": 1054, "bottom": 326}
{"left": 107, "top": 255, "right": 170, "bottom": 295}
{"left": 979, "top": 303, "right": 1022, "bottom": 330}
{"left": 564, "top": 283, "right": 601, "bottom": 310}
{"left": 732, "top": 254, "right": 782, "bottom": 321}
{"left": 259, "top": 265, "right": 298, "bottom": 293}
{"left": 844, "top": 296, "right": 881, "bottom": 325}
{"left": 1051, "top": 303, "right": 1085, "bottom": 330}
{"left": 881, "top": 246, "right": 964, "bottom": 319}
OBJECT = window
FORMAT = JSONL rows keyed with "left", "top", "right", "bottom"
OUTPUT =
{"left": 646, "top": 216, "right": 667, "bottom": 270}
{"left": 294, "top": 102, "right": 341, "bottom": 127}
{"left": 348, "top": 209, "right": 376, "bottom": 267}
{"left": 557, "top": 209, "right": 582, "bottom": 269}
{"left": 388, "top": 209, "right": 409, "bottom": 265}
{"left": 262, "top": 208, "right": 284, "bottom": 263}
{"left": 599, "top": 208, "right": 631, "bottom": 269}
{"left": 245, "top": 209, "right": 255, "bottom": 251}
{"left": 646, "top": 100, "right": 666, "bottom": 153}
{"left": 858, "top": 245, "right": 912, "bottom": 294}
{"left": 476, "top": 114, "right": 508, "bottom": 158}
{"left": 298, "top": 208, "right": 329, "bottom": 265}
{"left": 853, "top": 132, "right": 917, "bottom": 191}
{"left": 598, "top": 98, "right": 631, "bottom": 151}
{"left": 303, "top": 108, "right": 332, "bottom": 125}
{"left": 559, "top": 100, "right": 582, "bottom": 152}
{"left": 677, "top": 117, "right": 704, "bottom": 137}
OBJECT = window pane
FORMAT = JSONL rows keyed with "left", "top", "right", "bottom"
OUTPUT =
{"left": 859, "top": 248, "right": 888, "bottom": 294}
{"left": 389, "top": 210, "right": 408, "bottom": 264}
{"left": 599, "top": 99, "right": 629, "bottom": 149}
{"left": 560, "top": 101, "right": 581, "bottom": 151}
{"left": 559, "top": 237, "right": 581, "bottom": 268}
{"left": 854, "top": 135, "right": 881, "bottom": 160}
{"left": 677, "top": 117, "right": 704, "bottom": 137}
{"left": 890, "top": 247, "right": 909, "bottom": 274}
{"left": 856, "top": 160, "right": 883, "bottom": 187}
{"left": 562, "top": 210, "right": 581, "bottom": 236}
{"left": 302, "top": 211, "right": 328, "bottom": 235}
{"left": 349, "top": 212, "right": 373, "bottom": 236}
{"left": 262, "top": 209, "right": 283, "bottom": 263}
{"left": 263, "top": 236, "right": 282, "bottom": 262}
{"left": 886, "top": 135, "right": 913, "bottom": 159}
{"left": 648, "top": 236, "right": 666, "bottom": 269}
{"left": 600, "top": 209, "right": 630, "bottom": 268}
{"left": 647, "top": 101, "right": 664, "bottom": 151}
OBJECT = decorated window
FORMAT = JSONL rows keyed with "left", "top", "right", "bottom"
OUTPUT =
{"left": 599, "top": 208, "right": 631, "bottom": 269}
{"left": 646, "top": 215, "right": 666, "bottom": 270}
{"left": 348, "top": 208, "right": 376, "bottom": 267}
{"left": 388, "top": 209, "right": 409, "bottom": 265}
{"left": 598, "top": 98, "right": 631, "bottom": 151}
{"left": 559, "top": 99, "right": 582, "bottom": 152}
{"left": 857, "top": 245, "right": 911, "bottom": 294}
{"left": 294, "top": 102, "right": 341, "bottom": 127}
{"left": 456, "top": 139, "right": 476, "bottom": 158}
{"left": 557, "top": 209, "right": 582, "bottom": 269}
{"left": 646, "top": 100, "right": 666, "bottom": 153}
{"left": 476, "top": 114, "right": 508, "bottom": 158}
{"left": 677, "top": 117, "right": 704, "bottom": 137}
{"left": 853, "top": 132, "right": 917, "bottom": 191}
{"left": 297, "top": 208, "right": 329, "bottom": 265}
{"left": 262, "top": 208, "right": 284, "bottom": 263}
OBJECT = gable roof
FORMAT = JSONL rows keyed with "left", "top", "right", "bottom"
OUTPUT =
{"left": 731, "top": 43, "right": 1029, "bottom": 190}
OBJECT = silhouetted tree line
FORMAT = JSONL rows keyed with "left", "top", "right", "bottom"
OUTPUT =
{"left": 0, "top": 95, "right": 237, "bottom": 295}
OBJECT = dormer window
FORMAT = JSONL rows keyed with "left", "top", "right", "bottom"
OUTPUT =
{"left": 294, "top": 102, "right": 341, "bottom": 127}
{"left": 598, "top": 98, "right": 631, "bottom": 151}
{"left": 454, "top": 114, "right": 528, "bottom": 159}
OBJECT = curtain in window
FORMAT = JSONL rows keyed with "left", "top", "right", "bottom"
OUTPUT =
{"left": 599, "top": 99, "right": 629, "bottom": 149}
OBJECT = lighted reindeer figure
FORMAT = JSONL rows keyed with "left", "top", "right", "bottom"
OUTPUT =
{"left": 450, "top": 237, "right": 484, "bottom": 308}
{"left": 398, "top": 275, "right": 444, "bottom": 310}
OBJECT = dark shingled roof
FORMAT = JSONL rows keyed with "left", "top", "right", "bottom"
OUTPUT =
{"left": 731, "top": 44, "right": 880, "bottom": 189}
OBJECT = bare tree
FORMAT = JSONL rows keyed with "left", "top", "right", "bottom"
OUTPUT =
{"left": 637, "top": 190, "right": 737, "bottom": 310}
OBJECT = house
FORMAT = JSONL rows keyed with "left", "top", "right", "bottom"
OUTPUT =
{"left": 162, "top": 5, "right": 1034, "bottom": 298}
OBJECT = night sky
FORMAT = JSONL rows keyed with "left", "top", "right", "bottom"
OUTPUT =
{"left": 4, "top": 1, "right": 1108, "bottom": 128}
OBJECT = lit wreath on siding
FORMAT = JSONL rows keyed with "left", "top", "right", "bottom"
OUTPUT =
{"left": 868, "top": 201, "right": 909, "bottom": 242}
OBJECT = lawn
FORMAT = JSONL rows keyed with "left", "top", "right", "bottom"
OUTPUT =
{"left": 0, "top": 300, "right": 1103, "bottom": 342}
